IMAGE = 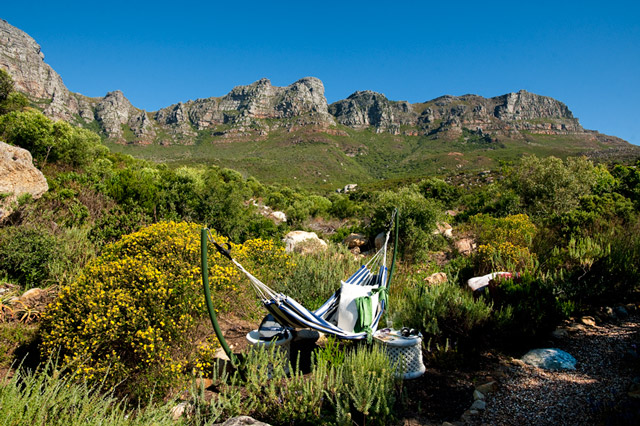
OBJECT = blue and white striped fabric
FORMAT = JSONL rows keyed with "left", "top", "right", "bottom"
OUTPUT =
{"left": 222, "top": 225, "right": 394, "bottom": 341}
{"left": 263, "top": 265, "right": 388, "bottom": 340}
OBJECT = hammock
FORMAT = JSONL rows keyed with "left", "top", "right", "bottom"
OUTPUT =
{"left": 208, "top": 210, "right": 398, "bottom": 341}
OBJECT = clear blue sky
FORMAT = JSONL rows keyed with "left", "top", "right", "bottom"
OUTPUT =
{"left": 3, "top": 0, "right": 640, "bottom": 144}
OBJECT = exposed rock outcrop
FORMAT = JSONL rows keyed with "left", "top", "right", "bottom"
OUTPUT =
{"left": 329, "top": 90, "right": 414, "bottom": 134}
{"left": 330, "top": 89, "right": 584, "bottom": 138}
{"left": 154, "top": 77, "right": 335, "bottom": 141}
{"left": 0, "top": 141, "right": 48, "bottom": 220}
{"left": 94, "top": 90, "right": 156, "bottom": 143}
{"left": 0, "top": 19, "right": 78, "bottom": 121}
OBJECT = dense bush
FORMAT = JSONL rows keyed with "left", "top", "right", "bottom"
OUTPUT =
{"left": 488, "top": 273, "right": 568, "bottom": 345}
{"left": 392, "top": 279, "right": 493, "bottom": 347}
{"left": 0, "top": 358, "right": 179, "bottom": 426}
{"left": 0, "top": 227, "right": 57, "bottom": 288}
{"left": 0, "top": 109, "right": 107, "bottom": 167}
{"left": 40, "top": 221, "right": 289, "bottom": 401}
{"left": 274, "top": 242, "right": 362, "bottom": 310}
{"left": 468, "top": 214, "right": 538, "bottom": 273}
{"left": 371, "top": 186, "right": 441, "bottom": 261}
{"left": 506, "top": 155, "right": 604, "bottom": 216}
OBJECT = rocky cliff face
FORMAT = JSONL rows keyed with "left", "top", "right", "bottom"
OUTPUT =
{"left": 0, "top": 19, "right": 627, "bottom": 147}
{"left": 329, "top": 89, "right": 583, "bottom": 137}
{"left": 0, "top": 19, "right": 78, "bottom": 121}
{"left": 154, "top": 77, "right": 335, "bottom": 141}
{"left": 329, "top": 91, "right": 414, "bottom": 134}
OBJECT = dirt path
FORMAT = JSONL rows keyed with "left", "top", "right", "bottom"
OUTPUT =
{"left": 466, "top": 314, "right": 640, "bottom": 426}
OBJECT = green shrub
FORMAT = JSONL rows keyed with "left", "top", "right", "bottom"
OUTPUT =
{"left": 0, "top": 227, "right": 57, "bottom": 288}
{"left": 274, "top": 242, "right": 362, "bottom": 310}
{"left": 392, "top": 279, "right": 492, "bottom": 346}
{"left": 371, "top": 186, "right": 441, "bottom": 261}
{"left": 507, "top": 155, "right": 601, "bottom": 216}
{"left": 193, "top": 342, "right": 397, "bottom": 425}
{"left": 489, "top": 273, "right": 566, "bottom": 345}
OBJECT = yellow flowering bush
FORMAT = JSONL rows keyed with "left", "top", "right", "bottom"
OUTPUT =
{"left": 469, "top": 213, "right": 536, "bottom": 247}
{"left": 468, "top": 214, "right": 538, "bottom": 273}
{"left": 476, "top": 241, "right": 537, "bottom": 273}
{"left": 40, "top": 221, "right": 291, "bottom": 401}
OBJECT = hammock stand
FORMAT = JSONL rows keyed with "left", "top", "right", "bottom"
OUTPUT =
{"left": 201, "top": 209, "right": 399, "bottom": 365}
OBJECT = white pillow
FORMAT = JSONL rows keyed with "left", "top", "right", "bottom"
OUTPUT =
{"left": 337, "top": 281, "right": 379, "bottom": 333}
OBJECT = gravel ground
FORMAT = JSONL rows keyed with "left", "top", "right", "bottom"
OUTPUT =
{"left": 467, "top": 313, "right": 640, "bottom": 426}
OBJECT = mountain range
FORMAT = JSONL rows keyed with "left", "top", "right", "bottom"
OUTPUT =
{"left": 1, "top": 18, "right": 637, "bottom": 186}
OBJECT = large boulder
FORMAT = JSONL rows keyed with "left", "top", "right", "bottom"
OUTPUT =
{"left": 425, "top": 272, "right": 448, "bottom": 285}
{"left": 433, "top": 222, "right": 453, "bottom": 239}
{"left": 521, "top": 348, "right": 577, "bottom": 371}
{"left": 455, "top": 238, "right": 476, "bottom": 256}
{"left": 282, "top": 231, "right": 327, "bottom": 254}
{"left": 342, "top": 233, "right": 368, "bottom": 249}
{"left": 0, "top": 141, "right": 48, "bottom": 220}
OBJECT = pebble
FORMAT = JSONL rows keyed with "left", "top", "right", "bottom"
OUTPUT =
{"left": 475, "top": 381, "right": 497, "bottom": 394}
{"left": 580, "top": 316, "right": 597, "bottom": 327}
{"left": 470, "top": 400, "right": 486, "bottom": 411}
{"left": 473, "top": 390, "right": 485, "bottom": 400}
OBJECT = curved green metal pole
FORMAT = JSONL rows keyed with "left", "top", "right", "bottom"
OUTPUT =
{"left": 201, "top": 228, "right": 240, "bottom": 366}
{"left": 386, "top": 208, "right": 400, "bottom": 287}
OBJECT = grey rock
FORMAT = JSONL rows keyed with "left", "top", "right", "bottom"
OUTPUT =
{"left": 614, "top": 306, "right": 629, "bottom": 319}
{"left": 343, "top": 233, "right": 368, "bottom": 249}
{"left": 2, "top": 18, "right": 631, "bottom": 149}
{"left": 282, "top": 231, "right": 327, "bottom": 254}
{"left": 0, "top": 141, "right": 48, "bottom": 220}
{"left": 0, "top": 19, "right": 78, "bottom": 121}
{"left": 521, "top": 348, "right": 577, "bottom": 371}
{"left": 473, "top": 390, "right": 485, "bottom": 400}
{"left": 425, "top": 272, "right": 448, "bottom": 286}
{"left": 551, "top": 328, "right": 569, "bottom": 339}
{"left": 475, "top": 381, "right": 497, "bottom": 394}
{"left": 470, "top": 399, "right": 486, "bottom": 411}
{"left": 170, "top": 402, "right": 189, "bottom": 420}
{"left": 219, "top": 417, "right": 271, "bottom": 426}
{"left": 455, "top": 238, "right": 476, "bottom": 256}
{"left": 95, "top": 91, "right": 157, "bottom": 143}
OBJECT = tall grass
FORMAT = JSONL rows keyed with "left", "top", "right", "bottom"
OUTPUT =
{"left": 0, "top": 359, "right": 179, "bottom": 425}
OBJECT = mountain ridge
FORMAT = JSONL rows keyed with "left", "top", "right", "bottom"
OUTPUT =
{"left": 1, "top": 18, "right": 629, "bottom": 149}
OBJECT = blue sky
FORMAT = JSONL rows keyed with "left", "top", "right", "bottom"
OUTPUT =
{"left": 3, "top": 0, "right": 640, "bottom": 144}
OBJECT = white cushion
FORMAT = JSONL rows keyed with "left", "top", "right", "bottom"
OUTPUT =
{"left": 337, "top": 280, "right": 379, "bottom": 333}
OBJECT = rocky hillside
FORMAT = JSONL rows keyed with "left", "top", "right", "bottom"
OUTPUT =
{"left": 0, "top": 18, "right": 631, "bottom": 151}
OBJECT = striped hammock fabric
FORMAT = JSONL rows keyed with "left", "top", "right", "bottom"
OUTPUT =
{"left": 217, "top": 230, "right": 392, "bottom": 340}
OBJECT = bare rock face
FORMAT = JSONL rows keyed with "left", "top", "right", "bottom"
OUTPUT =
{"left": 1, "top": 19, "right": 627, "bottom": 148}
{"left": 0, "top": 141, "right": 48, "bottom": 220}
{"left": 0, "top": 19, "right": 78, "bottom": 121}
{"left": 329, "top": 91, "right": 415, "bottom": 134}
{"left": 155, "top": 77, "right": 335, "bottom": 141}
{"left": 94, "top": 91, "right": 156, "bottom": 143}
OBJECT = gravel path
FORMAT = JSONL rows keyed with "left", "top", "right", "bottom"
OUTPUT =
{"left": 467, "top": 313, "right": 640, "bottom": 425}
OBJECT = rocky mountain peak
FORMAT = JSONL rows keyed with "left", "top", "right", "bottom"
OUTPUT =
{"left": 329, "top": 90, "right": 414, "bottom": 133}
{"left": 0, "top": 19, "right": 78, "bottom": 120}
